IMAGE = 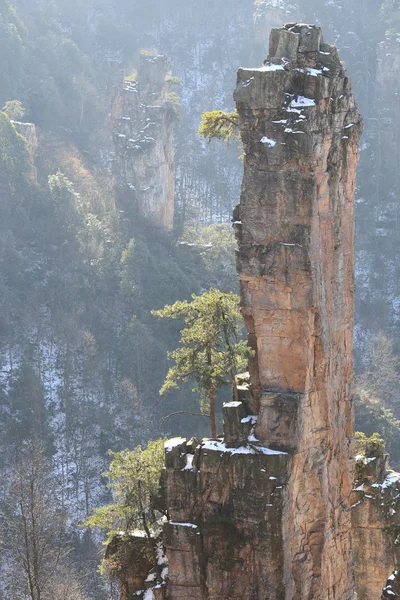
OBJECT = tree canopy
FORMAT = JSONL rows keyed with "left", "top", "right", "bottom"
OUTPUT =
{"left": 198, "top": 110, "right": 239, "bottom": 142}
{"left": 84, "top": 439, "right": 165, "bottom": 542}
{"left": 153, "top": 289, "right": 251, "bottom": 437}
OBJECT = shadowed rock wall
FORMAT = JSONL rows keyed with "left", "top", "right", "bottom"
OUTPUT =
{"left": 163, "top": 434, "right": 289, "bottom": 600}
{"left": 234, "top": 23, "right": 362, "bottom": 598}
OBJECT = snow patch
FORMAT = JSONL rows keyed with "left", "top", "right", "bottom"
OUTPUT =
{"left": 260, "top": 63, "right": 286, "bottom": 72}
{"left": 202, "top": 440, "right": 287, "bottom": 456}
{"left": 284, "top": 128, "right": 305, "bottom": 134}
{"left": 296, "top": 67, "right": 324, "bottom": 77}
{"left": 382, "top": 472, "right": 400, "bottom": 489}
{"left": 260, "top": 136, "right": 277, "bottom": 147}
{"left": 170, "top": 521, "right": 198, "bottom": 528}
{"left": 241, "top": 77, "right": 254, "bottom": 88}
{"left": 164, "top": 437, "right": 186, "bottom": 452}
{"left": 182, "top": 453, "right": 194, "bottom": 470}
{"left": 241, "top": 415, "right": 258, "bottom": 424}
{"left": 289, "top": 96, "right": 316, "bottom": 108}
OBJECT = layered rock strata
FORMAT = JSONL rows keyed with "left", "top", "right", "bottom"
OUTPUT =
{"left": 233, "top": 23, "right": 362, "bottom": 599}
{"left": 112, "top": 52, "right": 175, "bottom": 229}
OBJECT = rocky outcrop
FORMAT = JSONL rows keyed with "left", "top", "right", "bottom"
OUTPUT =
{"left": 112, "top": 52, "right": 175, "bottom": 229}
{"left": 12, "top": 120, "right": 37, "bottom": 182}
{"left": 105, "top": 533, "right": 168, "bottom": 600}
{"left": 233, "top": 23, "right": 362, "bottom": 598}
{"left": 111, "top": 24, "right": 400, "bottom": 600}
{"left": 351, "top": 449, "right": 400, "bottom": 600}
{"left": 147, "top": 24, "right": 362, "bottom": 600}
{"left": 163, "top": 432, "right": 289, "bottom": 600}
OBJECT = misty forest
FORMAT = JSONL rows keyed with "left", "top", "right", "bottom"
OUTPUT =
{"left": 1, "top": 0, "right": 400, "bottom": 599}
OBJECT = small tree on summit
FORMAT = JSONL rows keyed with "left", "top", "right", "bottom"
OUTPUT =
{"left": 2, "top": 100, "right": 25, "bottom": 120}
{"left": 153, "top": 289, "right": 252, "bottom": 437}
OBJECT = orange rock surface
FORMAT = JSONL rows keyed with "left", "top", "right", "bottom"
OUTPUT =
{"left": 234, "top": 23, "right": 362, "bottom": 599}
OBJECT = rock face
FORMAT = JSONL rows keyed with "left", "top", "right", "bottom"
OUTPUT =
{"left": 351, "top": 450, "right": 400, "bottom": 600}
{"left": 112, "top": 52, "right": 175, "bottom": 229}
{"left": 163, "top": 434, "right": 290, "bottom": 600}
{"left": 233, "top": 23, "right": 362, "bottom": 599}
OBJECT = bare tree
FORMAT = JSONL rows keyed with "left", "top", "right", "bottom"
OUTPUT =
{"left": 0, "top": 442, "right": 67, "bottom": 600}
{"left": 358, "top": 331, "right": 400, "bottom": 411}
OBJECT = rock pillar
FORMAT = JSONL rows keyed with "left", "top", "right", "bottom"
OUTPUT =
{"left": 111, "top": 24, "right": 366, "bottom": 600}
{"left": 112, "top": 52, "right": 175, "bottom": 230}
{"left": 12, "top": 120, "right": 38, "bottom": 182}
{"left": 234, "top": 23, "right": 362, "bottom": 599}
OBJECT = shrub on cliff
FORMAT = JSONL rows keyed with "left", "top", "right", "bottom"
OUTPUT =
{"left": 84, "top": 439, "right": 166, "bottom": 542}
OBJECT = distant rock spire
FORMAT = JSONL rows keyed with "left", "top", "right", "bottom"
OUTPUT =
{"left": 112, "top": 52, "right": 175, "bottom": 230}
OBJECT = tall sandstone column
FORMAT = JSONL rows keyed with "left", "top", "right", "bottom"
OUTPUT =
{"left": 112, "top": 52, "right": 175, "bottom": 230}
{"left": 234, "top": 23, "right": 362, "bottom": 599}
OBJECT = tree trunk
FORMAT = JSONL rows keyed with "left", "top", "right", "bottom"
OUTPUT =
{"left": 208, "top": 386, "right": 217, "bottom": 438}
{"left": 206, "top": 346, "right": 217, "bottom": 437}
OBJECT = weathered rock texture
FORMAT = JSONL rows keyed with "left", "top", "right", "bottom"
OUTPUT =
{"left": 163, "top": 433, "right": 289, "bottom": 600}
{"left": 233, "top": 23, "right": 362, "bottom": 599}
{"left": 351, "top": 451, "right": 400, "bottom": 600}
{"left": 112, "top": 53, "right": 175, "bottom": 229}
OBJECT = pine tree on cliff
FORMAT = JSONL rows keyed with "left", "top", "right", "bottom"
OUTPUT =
{"left": 153, "top": 289, "right": 251, "bottom": 437}
{"left": 198, "top": 109, "right": 239, "bottom": 141}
